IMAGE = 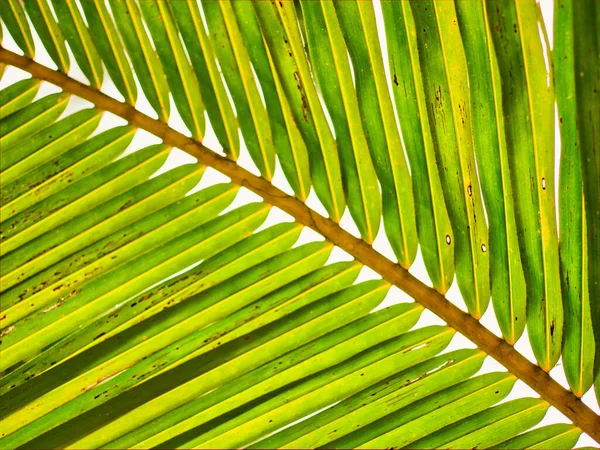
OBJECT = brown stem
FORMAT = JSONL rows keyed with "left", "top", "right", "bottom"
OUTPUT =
{"left": 2, "top": 47, "right": 598, "bottom": 443}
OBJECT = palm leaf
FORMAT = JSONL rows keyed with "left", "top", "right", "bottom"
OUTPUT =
{"left": 50, "top": 0, "right": 103, "bottom": 88}
{"left": 1, "top": 0, "right": 599, "bottom": 448}
{"left": 455, "top": 0, "right": 526, "bottom": 343}
{"left": 380, "top": 0, "right": 455, "bottom": 291}
{"left": 557, "top": 0, "right": 600, "bottom": 403}
{"left": 486, "top": 0, "right": 563, "bottom": 371}
{"left": 253, "top": 0, "right": 346, "bottom": 221}
{"left": 0, "top": 78, "right": 40, "bottom": 120}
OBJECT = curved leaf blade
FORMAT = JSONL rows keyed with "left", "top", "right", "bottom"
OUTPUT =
{"left": 109, "top": 0, "right": 170, "bottom": 121}
{"left": 139, "top": 0, "right": 205, "bottom": 139}
{"left": 301, "top": 0, "right": 381, "bottom": 243}
{"left": 0, "top": 78, "right": 39, "bottom": 120}
{"left": 456, "top": 0, "right": 526, "bottom": 343}
{"left": 486, "top": 0, "right": 563, "bottom": 370}
{"left": 24, "top": 0, "right": 69, "bottom": 72}
{"left": 253, "top": 0, "right": 346, "bottom": 221}
{"left": 169, "top": 0, "right": 239, "bottom": 156}
{"left": 411, "top": 0, "right": 490, "bottom": 318}
{"left": 381, "top": 0, "right": 455, "bottom": 293}
{"left": 80, "top": 0, "right": 137, "bottom": 104}
{"left": 0, "top": 0, "right": 35, "bottom": 57}
{"left": 335, "top": 0, "right": 417, "bottom": 266}
{"left": 555, "top": 0, "right": 595, "bottom": 397}
{"left": 51, "top": 0, "right": 103, "bottom": 88}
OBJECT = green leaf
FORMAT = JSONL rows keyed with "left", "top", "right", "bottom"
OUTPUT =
{"left": 79, "top": 0, "right": 137, "bottom": 105}
{"left": 0, "top": 2, "right": 596, "bottom": 447}
{"left": 411, "top": 397, "right": 548, "bottom": 448}
{"left": 169, "top": 0, "right": 239, "bottom": 155}
{"left": 51, "top": 0, "right": 103, "bottom": 88}
{"left": 253, "top": 1, "right": 346, "bottom": 221}
{"left": 495, "top": 424, "right": 582, "bottom": 449}
{"left": 456, "top": 0, "right": 526, "bottom": 343}
{"left": 0, "top": 108, "right": 102, "bottom": 192}
{"left": 486, "top": 0, "right": 563, "bottom": 370}
{"left": 0, "top": 218, "right": 295, "bottom": 396}
{"left": 231, "top": 1, "right": 311, "bottom": 199}
{"left": 0, "top": 163, "right": 205, "bottom": 296}
{"left": 105, "top": 261, "right": 362, "bottom": 448}
{"left": 555, "top": 0, "right": 595, "bottom": 397}
{"left": 201, "top": 0, "right": 275, "bottom": 180}
{"left": 23, "top": 0, "right": 69, "bottom": 72}
{"left": 26, "top": 242, "right": 333, "bottom": 449}
{"left": 335, "top": 0, "right": 417, "bottom": 266}
{"left": 380, "top": 0, "right": 455, "bottom": 293}
{"left": 196, "top": 322, "right": 450, "bottom": 449}
{"left": 139, "top": 0, "right": 205, "bottom": 139}
{"left": 343, "top": 373, "right": 516, "bottom": 449}
{"left": 109, "top": 0, "right": 170, "bottom": 121}
{"left": 0, "top": 92, "right": 69, "bottom": 153}
{"left": 301, "top": 0, "right": 381, "bottom": 243}
{"left": 0, "top": 125, "right": 135, "bottom": 222}
{"left": 254, "top": 349, "right": 485, "bottom": 449}
{"left": 0, "top": 78, "right": 39, "bottom": 120}
{"left": 0, "top": 203, "right": 272, "bottom": 447}
{"left": 411, "top": 0, "right": 490, "bottom": 318}
{"left": 0, "top": 144, "right": 170, "bottom": 259}
{"left": 0, "top": 0, "right": 35, "bottom": 57}
{"left": 568, "top": 0, "right": 600, "bottom": 404}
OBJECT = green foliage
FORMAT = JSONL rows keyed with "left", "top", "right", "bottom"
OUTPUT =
{"left": 0, "top": 0, "right": 598, "bottom": 448}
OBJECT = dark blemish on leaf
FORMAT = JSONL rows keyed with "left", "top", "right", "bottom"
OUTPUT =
{"left": 467, "top": 185, "right": 472, "bottom": 196}
{"left": 541, "top": 178, "right": 546, "bottom": 190}
{"left": 94, "top": 332, "right": 106, "bottom": 340}
{"left": 294, "top": 72, "right": 309, "bottom": 123}
{"left": 393, "top": 74, "right": 398, "bottom": 86}
{"left": 481, "top": 244, "right": 487, "bottom": 253}
{"left": 550, "top": 320, "right": 555, "bottom": 337}
{"left": 445, "top": 235, "right": 451, "bottom": 245}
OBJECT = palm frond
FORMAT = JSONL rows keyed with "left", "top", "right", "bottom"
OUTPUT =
{"left": 0, "top": 0, "right": 599, "bottom": 447}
